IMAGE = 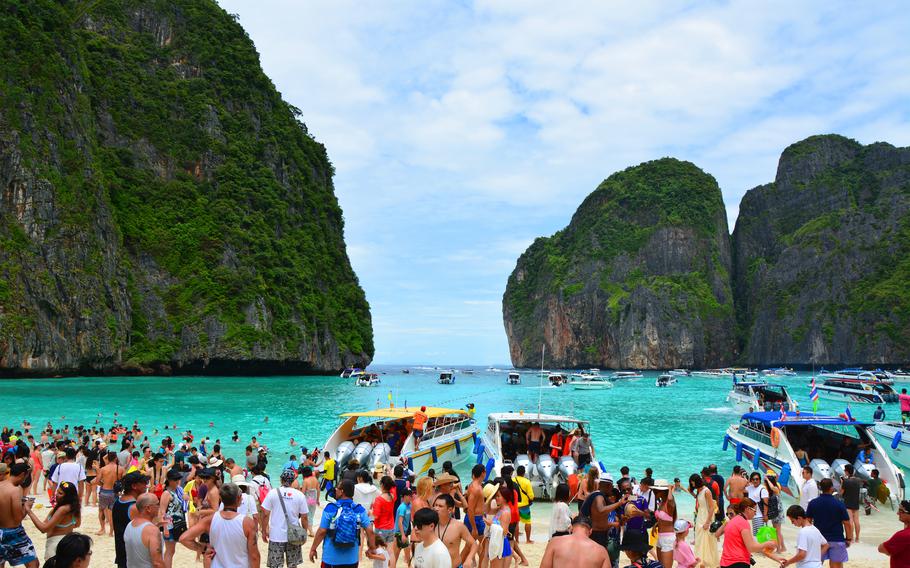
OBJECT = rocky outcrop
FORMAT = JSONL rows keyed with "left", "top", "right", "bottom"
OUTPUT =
{"left": 0, "top": 0, "right": 372, "bottom": 376}
{"left": 503, "top": 158, "right": 737, "bottom": 369}
{"left": 732, "top": 135, "right": 910, "bottom": 366}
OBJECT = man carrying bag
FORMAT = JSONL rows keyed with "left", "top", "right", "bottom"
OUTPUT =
{"left": 261, "top": 469, "right": 309, "bottom": 568}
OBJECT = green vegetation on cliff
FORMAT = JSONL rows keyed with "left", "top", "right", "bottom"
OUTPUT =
{"left": 0, "top": 0, "right": 372, "bottom": 373}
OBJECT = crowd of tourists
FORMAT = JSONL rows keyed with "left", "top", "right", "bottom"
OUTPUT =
{"left": 2, "top": 419, "right": 909, "bottom": 568}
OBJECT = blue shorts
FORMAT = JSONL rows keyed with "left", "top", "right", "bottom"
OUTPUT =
{"left": 822, "top": 541, "right": 848, "bottom": 563}
{"left": 414, "top": 429, "right": 424, "bottom": 439}
{"left": 0, "top": 526, "right": 38, "bottom": 566}
{"left": 464, "top": 515, "right": 485, "bottom": 535}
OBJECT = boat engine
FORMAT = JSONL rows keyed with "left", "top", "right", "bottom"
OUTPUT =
{"left": 557, "top": 455, "right": 578, "bottom": 478}
{"left": 335, "top": 441, "right": 355, "bottom": 468}
{"left": 368, "top": 443, "right": 392, "bottom": 469}
{"left": 852, "top": 459, "right": 875, "bottom": 481}
{"left": 351, "top": 442, "right": 374, "bottom": 466}
{"left": 536, "top": 454, "right": 556, "bottom": 483}
{"left": 831, "top": 459, "right": 851, "bottom": 479}
{"left": 809, "top": 459, "right": 832, "bottom": 481}
{"left": 514, "top": 454, "right": 535, "bottom": 478}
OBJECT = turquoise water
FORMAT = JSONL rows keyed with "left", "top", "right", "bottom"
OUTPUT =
{"left": 0, "top": 368, "right": 897, "bottom": 482}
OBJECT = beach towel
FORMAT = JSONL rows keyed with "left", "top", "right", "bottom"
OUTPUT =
{"left": 487, "top": 523, "right": 504, "bottom": 559}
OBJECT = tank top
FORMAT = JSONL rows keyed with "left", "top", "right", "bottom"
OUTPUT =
{"left": 210, "top": 512, "right": 248, "bottom": 568}
{"left": 112, "top": 498, "right": 135, "bottom": 568}
{"left": 124, "top": 520, "right": 154, "bottom": 568}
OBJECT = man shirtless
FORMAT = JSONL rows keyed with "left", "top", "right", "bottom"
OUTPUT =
{"left": 525, "top": 423, "right": 546, "bottom": 462}
{"left": 94, "top": 450, "right": 122, "bottom": 536}
{"left": 0, "top": 464, "right": 39, "bottom": 568}
{"left": 724, "top": 465, "right": 748, "bottom": 507}
{"left": 433, "top": 494, "right": 478, "bottom": 568}
{"left": 464, "top": 464, "right": 486, "bottom": 538}
{"left": 541, "top": 516, "right": 611, "bottom": 568}
{"left": 587, "top": 472, "right": 627, "bottom": 553}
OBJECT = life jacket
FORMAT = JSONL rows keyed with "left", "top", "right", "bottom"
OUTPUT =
{"left": 549, "top": 433, "right": 564, "bottom": 458}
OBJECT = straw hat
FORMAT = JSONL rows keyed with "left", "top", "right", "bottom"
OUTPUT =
{"left": 433, "top": 473, "right": 459, "bottom": 486}
{"left": 208, "top": 457, "right": 223, "bottom": 468}
{"left": 482, "top": 482, "right": 500, "bottom": 504}
{"left": 652, "top": 479, "right": 670, "bottom": 491}
{"left": 598, "top": 471, "right": 614, "bottom": 484}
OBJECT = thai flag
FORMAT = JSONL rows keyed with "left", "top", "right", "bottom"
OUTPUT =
{"left": 845, "top": 406, "right": 854, "bottom": 421}
{"left": 780, "top": 406, "right": 787, "bottom": 421}
{"left": 810, "top": 378, "right": 819, "bottom": 412}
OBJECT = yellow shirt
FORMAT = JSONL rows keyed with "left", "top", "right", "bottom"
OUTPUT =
{"left": 323, "top": 458, "right": 336, "bottom": 481}
{"left": 184, "top": 479, "right": 197, "bottom": 513}
{"left": 515, "top": 476, "right": 534, "bottom": 507}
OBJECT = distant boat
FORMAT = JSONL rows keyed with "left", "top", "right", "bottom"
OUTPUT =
{"left": 761, "top": 367, "right": 797, "bottom": 377}
{"left": 355, "top": 373, "right": 381, "bottom": 387}
{"left": 548, "top": 373, "right": 569, "bottom": 387}
{"left": 886, "top": 369, "right": 910, "bottom": 382}
{"left": 438, "top": 372, "right": 456, "bottom": 385}
{"left": 815, "top": 376, "right": 898, "bottom": 404}
{"left": 462, "top": 369, "right": 475, "bottom": 375}
{"left": 571, "top": 368, "right": 602, "bottom": 380}
{"left": 506, "top": 372, "right": 521, "bottom": 385}
{"left": 402, "top": 369, "right": 410, "bottom": 374}
{"left": 726, "top": 380, "right": 797, "bottom": 412}
{"left": 655, "top": 374, "right": 677, "bottom": 387}
{"left": 572, "top": 376, "right": 613, "bottom": 390}
{"left": 340, "top": 367, "right": 362, "bottom": 378}
{"left": 611, "top": 370, "right": 643, "bottom": 380}
{"left": 668, "top": 369, "right": 691, "bottom": 377}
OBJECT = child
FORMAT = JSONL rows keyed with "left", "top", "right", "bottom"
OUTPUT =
{"left": 393, "top": 488, "right": 413, "bottom": 566}
{"left": 365, "top": 535, "right": 391, "bottom": 568}
{"left": 673, "top": 519, "right": 700, "bottom": 568}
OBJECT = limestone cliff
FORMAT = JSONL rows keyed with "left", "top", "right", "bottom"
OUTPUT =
{"left": 0, "top": 0, "right": 372, "bottom": 376}
{"left": 503, "top": 158, "right": 737, "bottom": 369}
{"left": 732, "top": 135, "right": 910, "bottom": 366}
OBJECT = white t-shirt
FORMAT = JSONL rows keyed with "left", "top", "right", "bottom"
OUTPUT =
{"left": 51, "top": 462, "right": 86, "bottom": 486}
{"left": 413, "top": 539, "right": 451, "bottom": 568}
{"left": 746, "top": 485, "right": 768, "bottom": 518}
{"left": 354, "top": 482, "right": 380, "bottom": 510}
{"left": 372, "top": 547, "right": 390, "bottom": 568}
{"left": 260, "top": 487, "right": 309, "bottom": 542}
{"left": 795, "top": 524, "right": 827, "bottom": 568}
{"left": 219, "top": 493, "right": 259, "bottom": 518}
{"left": 799, "top": 478, "right": 819, "bottom": 510}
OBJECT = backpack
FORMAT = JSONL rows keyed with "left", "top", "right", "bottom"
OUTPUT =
{"left": 326, "top": 500, "right": 364, "bottom": 548}
{"left": 766, "top": 492, "right": 780, "bottom": 519}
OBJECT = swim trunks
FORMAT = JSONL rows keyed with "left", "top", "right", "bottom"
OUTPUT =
{"left": 99, "top": 488, "right": 117, "bottom": 510}
{"left": 464, "top": 515, "right": 485, "bottom": 535}
{"left": 518, "top": 506, "right": 531, "bottom": 524}
{"left": 528, "top": 441, "right": 541, "bottom": 453}
{"left": 0, "top": 526, "right": 38, "bottom": 566}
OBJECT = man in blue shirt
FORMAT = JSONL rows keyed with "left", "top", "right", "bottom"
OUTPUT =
{"left": 308, "top": 480, "right": 375, "bottom": 568}
{"left": 283, "top": 454, "right": 300, "bottom": 473}
{"left": 806, "top": 478, "right": 852, "bottom": 568}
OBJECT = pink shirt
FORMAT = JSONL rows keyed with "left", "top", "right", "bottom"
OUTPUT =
{"left": 900, "top": 393, "right": 910, "bottom": 412}
{"left": 720, "top": 514, "right": 751, "bottom": 566}
{"left": 674, "top": 539, "right": 697, "bottom": 568}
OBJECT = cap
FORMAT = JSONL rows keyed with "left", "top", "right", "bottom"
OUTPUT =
{"left": 652, "top": 478, "right": 670, "bottom": 490}
{"left": 598, "top": 471, "right": 614, "bottom": 483}
{"left": 420, "top": 406, "right": 427, "bottom": 411}
{"left": 674, "top": 519, "right": 692, "bottom": 533}
{"left": 433, "top": 473, "right": 459, "bottom": 486}
{"left": 166, "top": 469, "right": 183, "bottom": 481}
{"left": 766, "top": 469, "right": 776, "bottom": 477}
{"left": 482, "top": 483, "right": 500, "bottom": 504}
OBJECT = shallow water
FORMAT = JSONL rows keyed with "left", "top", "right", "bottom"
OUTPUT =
{"left": 0, "top": 367, "right": 899, "bottom": 482}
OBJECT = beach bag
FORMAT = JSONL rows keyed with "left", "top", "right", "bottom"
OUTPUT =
{"left": 756, "top": 525, "right": 777, "bottom": 543}
{"left": 766, "top": 493, "right": 780, "bottom": 519}
{"left": 487, "top": 522, "right": 504, "bottom": 560}
{"left": 275, "top": 489, "right": 307, "bottom": 546}
{"left": 113, "top": 464, "right": 123, "bottom": 495}
{"left": 326, "top": 500, "right": 363, "bottom": 548}
{"left": 877, "top": 482, "right": 890, "bottom": 504}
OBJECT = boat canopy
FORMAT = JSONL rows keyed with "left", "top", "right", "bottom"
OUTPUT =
{"left": 340, "top": 407, "right": 469, "bottom": 419}
{"left": 741, "top": 411, "right": 872, "bottom": 427}
{"left": 487, "top": 412, "right": 588, "bottom": 425}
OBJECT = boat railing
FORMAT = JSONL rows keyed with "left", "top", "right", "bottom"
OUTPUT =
{"left": 423, "top": 417, "right": 470, "bottom": 441}
{"left": 739, "top": 423, "right": 773, "bottom": 446}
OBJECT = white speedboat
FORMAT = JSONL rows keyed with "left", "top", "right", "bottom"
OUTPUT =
{"left": 572, "top": 376, "right": 614, "bottom": 390}
{"left": 727, "top": 380, "right": 798, "bottom": 412}
{"left": 355, "top": 373, "right": 381, "bottom": 387}
{"left": 872, "top": 421, "right": 910, "bottom": 472}
{"left": 819, "top": 368, "right": 893, "bottom": 383}
{"left": 885, "top": 370, "right": 910, "bottom": 383}
{"left": 761, "top": 367, "right": 798, "bottom": 377}
{"left": 323, "top": 406, "right": 477, "bottom": 477}
{"left": 571, "top": 368, "right": 602, "bottom": 380}
{"left": 548, "top": 373, "right": 569, "bottom": 387}
{"left": 611, "top": 370, "right": 643, "bottom": 380}
{"left": 668, "top": 369, "right": 691, "bottom": 377}
{"left": 655, "top": 374, "right": 677, "bottom": 387}
{"left": 507, "top": 372, "right": 521, "bottom": 385}
{"left": 693, "top": 368, "right": 756, "bottom": 379}
{"left": 815, "top": 376, "right": 898, "bottom": 404}
{"left": 340, "top": 367, "right": 364, "bottom": 378}
{"left": 723, "top": 411, "right": 905, "bottom": 501}
{"left": 438, "top": 372, "right": 456, "bottom": 385}
{"left": 479, "top": 412, "right": 595, "bottom": 499}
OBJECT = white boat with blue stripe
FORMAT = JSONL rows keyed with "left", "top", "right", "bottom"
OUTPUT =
{"left": 723, "top": 411, "right": 905, "bottom": 501}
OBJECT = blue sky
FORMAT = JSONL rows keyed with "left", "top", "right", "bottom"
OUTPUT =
{"left": 218, "top": 0, "right": 910, "bottom": 365}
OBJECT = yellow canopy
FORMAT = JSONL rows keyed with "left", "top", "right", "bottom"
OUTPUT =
{"left": 340, "top": 406, "right": 469, "bottom": 420}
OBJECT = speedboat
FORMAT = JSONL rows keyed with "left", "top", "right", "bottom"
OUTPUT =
{"left": 655, "top": 374, "right": 677, "bottom": 387}
{"left": 819, "top": 368, "right": 893, "bottom": 383}
{"left": 727, "top": 380, "right": 798, "bottom": 412}
{"left": 723, "top": 411, "right": 905, "bottom": 501}
{"left": 572, "top": 376, "right": 614, "bottom": 390}
{"left": 355, "top": 373, "right": 381, "bottom": 387}
{"left": 611, "top": 370, "right": 643, "bottom": 380}
{"left": 815, "top": 376, "right": 898, "bottom": 404}
{"left": 668, "top": 369, "right": 691, "bottom": 377}
{"left": 507, "top": 372, "right": 521, "bottom": 385}
{"left": 340, "top": 367, "right": 363, "bottom": 378}
{"left": 872, "top": 422, "right": 910, "bottom": 472}
{"left": 762, "top": 367, "right": 798, "bottom": 377}
{"left": 548, "top": 373, "right": 569, "bottom": 387}
{"left": 571, "top": 368, "right": 602, "bottom": 380}
{"left": 479, "top": 412, "right": 595, "bottom": 499}
{"left": 885, "top": 370, "right": 910, "bottom": 383}
{"left": 323, "top": 406, "right": 477, "bottom": 477}
{"left": 438, "top": 372, "right": 456, "bottom": 385}
{"left": 693, "top": 368, "right": 757, "bottom": 379}
{"left": 461, "top": 369, "right": 475, "bottom": 375}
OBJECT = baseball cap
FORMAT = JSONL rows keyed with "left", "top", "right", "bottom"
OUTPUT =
{"left": 674, "top": 519, "right": 692, "bottom": 533}
{"left": 598, "top": 471, "right": 614, "bottom": 483}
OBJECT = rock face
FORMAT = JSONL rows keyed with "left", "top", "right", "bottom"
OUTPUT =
{"left": 733, "top": 135, "right": 910, "bottom": 367}
{"left": 0, "top": 0, "right": 372, "bottom": 376}
{"left": 503, "top": 158, "right": 737, "bottom": 369}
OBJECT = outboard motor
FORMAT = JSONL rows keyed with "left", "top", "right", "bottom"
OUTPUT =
{"left": 351, "top": 441, "right": 374, "bottom": 466}
{"left": 335, "top": 441, "right": 355, "bottom": 468}
{"left": 831, "top": 459, "right": 851, "bottom": 479}
{"left": 853, "top": 459, "right": 875, "bottom": 481}
{"left": 368, "top": 443, "right": 391, "bottom": 469}
{"left": 514, "top": 454, "right": 535, "bottom": 478}
{"left": 809, "top": 458, "right": 832, "bottom": 481}
{"left": 557, "top": 455, "right": 578, "bottom": 479}
{"left": 536, "top": 454, "right": 556, "bottom": 483}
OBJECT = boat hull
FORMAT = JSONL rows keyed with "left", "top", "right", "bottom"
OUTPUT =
{"left": 405, "top": 431, "right": 477, "bottom": 476}
{"left": 872, "top": 422, "right": 910, "bottom": 473}
{"left": 572, "top": 382, "right": 613, "bottom": 390}
{"left": 816, "top": 387, "right": 885, "bottom": 404}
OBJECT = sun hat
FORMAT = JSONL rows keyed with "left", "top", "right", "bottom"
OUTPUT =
{"left": 766, "top": 469, "right": 776, "bottom": 476}
{"left": 433, "top": 473, "right": 459, "bottom": 486}
{"left": 231, "top": 474, "right": 250, "bottom": 487}
{"left": 373, "top": 463, "right": 386, "bottom": 474}
{"left": 482, "top": 482, "right": 500, "bottom": 504}
{"left": 598, "top": 471, "right": 614, "bottom": 483}
{"left": 652, "top": 479, "right": 670, "bottom": 490}
{"left": 674, "top": 519, "right": 692, "bottom": 533}
{"left": 208, "top": 457, "right": 223, "bottom": 467}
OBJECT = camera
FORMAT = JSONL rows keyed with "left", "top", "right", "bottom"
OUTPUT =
{"left": 709, "top": 519, "right": 724, "bottom": 534}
